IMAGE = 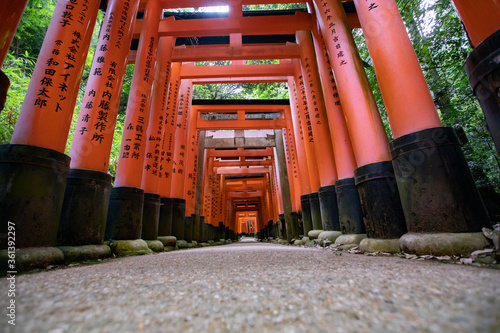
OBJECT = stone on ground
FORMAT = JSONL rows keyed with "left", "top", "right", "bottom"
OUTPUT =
{"left": 108, "top": 240, "right": 152, "bottom": 256}
{"left": 360, "top": 238, "right": 401, "bottom": 254}
{"left": 145, "top": 240, "right": 164, "bottom": 252}
{"left": 400, "top": 232, "right": 491, "bottom": 256}
{"left": 57, "top": 245, "right": 111, "bottom": 263}
{"left": 335, "top": 234, "right": 367, "bottom": 245}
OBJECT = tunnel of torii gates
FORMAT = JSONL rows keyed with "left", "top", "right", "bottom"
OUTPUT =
{"left": 0, "top": 0, "right": 499, "bottom": 257}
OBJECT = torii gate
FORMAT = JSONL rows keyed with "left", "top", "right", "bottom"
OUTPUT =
{"left": 0, "top": 0, "right": 499, "bottom": 265}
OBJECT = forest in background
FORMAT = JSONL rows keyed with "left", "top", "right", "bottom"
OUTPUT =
{"left": 1, "top": 0, "right": 499, "bottom": 193}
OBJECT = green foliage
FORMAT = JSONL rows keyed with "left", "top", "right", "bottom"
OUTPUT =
{"left": 0, "top": 52, "right": 35, "bottom": 143}
{"left": 10, "top": 0, "right": 56, "bottom": 58}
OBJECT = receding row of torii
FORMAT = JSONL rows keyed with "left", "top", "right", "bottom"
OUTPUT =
{"left": 0, "top": 0, "right": 499, "bottom": 256}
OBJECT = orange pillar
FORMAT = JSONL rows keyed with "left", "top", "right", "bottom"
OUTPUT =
{"left": 353, "top": 0, "right": 442, "bottom": 139}
{"left": 451, "top": 1, "right": 500, "bottom": 47}
{"left": 11, "top": 0, "right": 100, "bottom": 151}
{"left": 159, "top": 62, "right": 181, "bottom": 198}
{"left": 106, "top": 0, "right": 162, "bottom": 241}
{"left": 287, "top": 77, "right": 311, "bottom": 196}
{"left": 170, "top": 79, "right": 192, "bottom": 241}
{"left": 311, "top": 31, "right": 357, "bottom": 232}
{"left": 114, "top": 0, "right": 161, "bottom": 188}
{"left": 312, "top": 0, "right": 390, "bottom": 167}
{"left": 59, "top": 0, "right": 141, "bottom": 246}
{"left": 170, "top": 80, "right": 193, "bottom": 242}
{"left": 140, "top": 36, "right": 175, "bottom": 241}
{"left": 313, "top": 0, "right": 406, "bottom": 241}
{"left": 1, "top": 0, "right": 100, "bottom": 249}
{"left": 70, "top": 0, "right": 140, "bottom": 172}
{"left": 354, "top": 0, "right": 491, "bottom": 238}
{"left": 0, "top": 0, "right": 28, "bottom": 64}
{"left": 157, "top": 61, "right": 181, "bottom": 238}
{"left": 184, "top": 125, "right": 200, "bottom": 217}
{"left": 312, "top": 32, "right": 357, "bottom": 179}
{"left": 292, "top": 60, "right": 321, "bottom": 192}
{"left": 296, "top": 30, "right": 338, "bottom": 188}
{"left": 0, "top": 0, "right": 28, "bottom": 111}
{"left": 287, "top": 76, "right": 313, "bottom": 235}
{"left": 170, "top": 80, "right": 193, "bottom": 199}
{"left": 141, "top": 37, "right": 175, "bottom": 194}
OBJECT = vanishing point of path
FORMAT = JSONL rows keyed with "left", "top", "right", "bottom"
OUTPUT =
{"left": 2, "top": 238, "right": 499, "bottom": 333}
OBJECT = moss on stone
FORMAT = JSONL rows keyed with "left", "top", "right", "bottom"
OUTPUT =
{"left": 157, "top": 236, "right": 177, "bottom": 247}
{"left": 108, "top": 239, "right": 152, "bottom": 256}
{"left": 145, "top": 240, "right": 164, "bottom": 252}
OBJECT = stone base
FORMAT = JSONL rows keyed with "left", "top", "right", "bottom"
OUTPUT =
{"left": 192, "top": 241, "right": 198, "bottom": 247}
{"left": 360, "top": 238, "right": 401, "bottom": 253}
{"left": 335, "top": 234, "right": 367, "bottom": 245}
{"left": 308, "top": 230, "right": 323, "bottom": 239}
{"left": 158, "top": 236, "right": 177, "bottom": 247}
{"left": 164, "top": 246, "right": 176, "bottom": 252}
{"left": 176, "top": 240, "right": 189, "bottom": 249}
{"left": 107, "top": 240, "right": 152, "bottom": 256}
{"left": 400, "top": 232, "right": 490, "bottom": 256}
{"left": 199, "top": 243, "right": 211, "bottom": 247}
{"left": 339, "top": 244, "right": 360, "bottom": 251}
{"left": 145, "top": 240, "right": 164, "bottom": 252}
{"left": 293, "top": 237, "right": 309, "bottom": 246}
{"left": 58, "top": 245, "right": 111, "bottom": 263}
{"left": 318, "top": 231, "right": 342, "bottom": 243}
{"left": 0, "top": 247, "right": 64, "bottom": 271}
{"left": 279, "top": 240, "right": 289, "bottom": 245}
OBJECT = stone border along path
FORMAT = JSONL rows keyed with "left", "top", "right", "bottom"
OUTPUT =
{"left": 1, "top": 238, "right": 499, "bottom": 333}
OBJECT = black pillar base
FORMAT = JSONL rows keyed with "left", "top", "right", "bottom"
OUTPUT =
{"left": 105, "top": 186, "right": 144, "bottom": 240}
{"left": 141, "top": 193, "right": 161, "bottom": 240}
{"left": 0, "top": 144, "right": 70, "bottom": 249}
{"left": 335, "top": 177, "right": 365, "bottom": 234}
{"left": 319, "top": 185, "right": 340, "bottom": 231}
{"left": 158, "top": 197, "right": 173, "bottom": 236}
{"left": 354, "top": 162, "right": 407, "bottom": 239}
{"left": 300, "top": 194, "right": 313, "bottom": 235}
{"left": 58, "top": 169, "right": 112, "bottom": 246}
{"left": 390, "top": 127, "right": 491, "bottom": 233}
{"left": 465, "top": 29, "right": 500, "bottom": 155}
{"left": 200, "top": 216, "right": 207, "bottom": 242}
{"left": 309, "top": 192, "right": 322, "bottom": 230}
{"left": 291, "top": 212, "right": 299, "bottom": 239}
{"left": 171, "top": 198, "right": 185, "bottom": 240}
{"left": 184, "top": 215, "right": 193, "bottom": 242}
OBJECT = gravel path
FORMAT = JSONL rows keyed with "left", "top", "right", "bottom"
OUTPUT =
{"left": 1, "top": 238, "right": 499, "bottom": 333}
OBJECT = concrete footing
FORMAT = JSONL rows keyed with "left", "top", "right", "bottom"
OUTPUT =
{"left": 145, "top": 240, "right": 164, "bottom": 252}
{"left": 318, "top": 231, "right": 342, "bottom": 243}
{"left": 308, "top": 230, "right": 323, "bottom": 239}
{"left": 57, "top": 245, "right": 111, "bottom": 263}
{"left": 176, "top": 240, "right": 189, "bottom": 249}
{"left": 1, "top": 247, "right": 64, "bottom": 271}
{"left": 400, "top": 232, "right": 490, "bottom": 256}
{"left": 158, "top": 236, "right": 177, "bottom": 247}
{"left": 335, "top": 234, "right": 367, "bottom": 245}
{"left": 107, "top": 239, "right": 152, "bottom": 256}
{"left": 359, "top": 238, "right": 401, "bottom": 253}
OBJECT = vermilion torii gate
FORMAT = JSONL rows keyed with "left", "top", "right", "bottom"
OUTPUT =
{"left": 0, "top": 0, "right": 499, "bottom": 266}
